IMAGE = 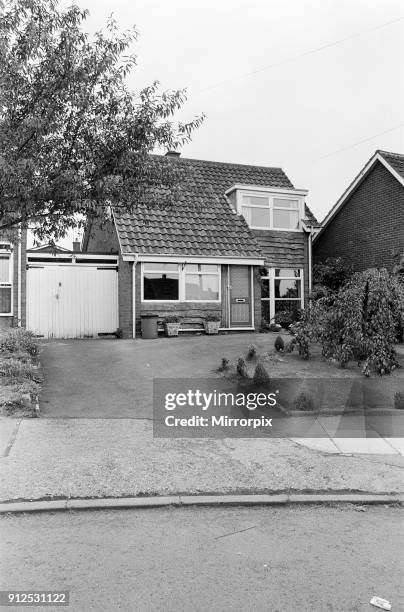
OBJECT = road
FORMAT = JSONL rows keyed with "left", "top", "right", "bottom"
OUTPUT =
{"left": 0, "top": 505, "right": 403, "bottom": 611}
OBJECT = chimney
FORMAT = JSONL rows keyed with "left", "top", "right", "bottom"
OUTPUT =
{"left": 72, "top": 241, "right": 81, "bottom": 253}
{"left": 165, "top": 150, "right": 181, "bottom": 158}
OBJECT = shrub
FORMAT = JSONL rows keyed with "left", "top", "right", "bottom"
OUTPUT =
{"left": 253, "top": 361, "right": 270, "bottom": 385}
{"left": 0, "top": 328, "right": 39, "bottom": 358}
{"left": 0, "top": 358, "right": 38, "bottom": 381}
{"left": 313, "top": 257, "right": 353, "bottom": 295}
{"left": 293, "top": 392, "right": 315, "bottom": 411}
{"left": 236, "top": 357, "right": 248, "bottom": 378}
{"left": 274, "top": 309, "right": 301, "bottom": 329}
{"left": 292, "top": 269, "right": 404, "bottom": 375}
{"left": 219, "top": 357, "right": 230, "bottom": 371}
{"left": 246, "top": 344, "right": 257, "bottom": 360}
{"left": 394, "top": 392, "right": 404, "bottom": 410}
{"left": 285, "top": 338, "right": 296, "bottom": 353}
{"left": 274, "top": 335, "right": 284, "bottom": 352}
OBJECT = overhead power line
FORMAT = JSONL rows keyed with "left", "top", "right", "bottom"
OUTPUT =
{"left": 316, "top": 123, "right": 404, "bottom": 160}
{"left": 198, "top": 16, "right": 404, "bottom": 93}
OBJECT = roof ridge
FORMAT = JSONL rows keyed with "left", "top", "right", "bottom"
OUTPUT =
{"left": 377, "top": 149, "right": 404, "bottom": 158}
{"left": 160, "top": 154, "right": 286, "bottom": 173}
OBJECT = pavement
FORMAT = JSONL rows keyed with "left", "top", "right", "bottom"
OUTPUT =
{"left": 1, "top": 419, "right": 403, "bottom": 503}
{"left": 1, "top": 505, "right": 403, "bottom": 611}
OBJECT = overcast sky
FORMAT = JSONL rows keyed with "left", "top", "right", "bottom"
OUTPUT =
{"left": 64, "top": 0, "right": 403, "bottom": 228}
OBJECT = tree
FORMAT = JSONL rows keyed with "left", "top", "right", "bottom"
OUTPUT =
{"left": 0, "top": 0, "right": 204, "bottom": 243}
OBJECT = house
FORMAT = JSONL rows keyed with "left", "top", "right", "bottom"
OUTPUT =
{"left": 313, "top": 150, "right": 404, "bottom": 271}
{"left": 79, "top": 152, "right": 317, "bottom": 339}
{"left": 0, "top": 229, "right": 27, "bottom": 331}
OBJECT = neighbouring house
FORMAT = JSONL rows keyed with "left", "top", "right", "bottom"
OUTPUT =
{"left": 0, "top": 230, "right": 27, "bottom": 331}
{"left": 77, "top": 152, "right": 318, "bottom": 339}
{"left": 313, "top": 150, "right": 404, "bottom": 271}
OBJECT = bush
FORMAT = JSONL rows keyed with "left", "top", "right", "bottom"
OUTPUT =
{"left": 0, "top": 358, "right": 38, "bottom": 381}
{"left": 394, "top": 392, "right": 404, "bottom": 410}
{"left": 274, "top": 309, "right": 301, "bottom": 329}
{"left": 0, "top": 328, "right": 39, "bottom": 358}
{"left": 219, "top": 357, "right": 230, "bottom": 371}
{"left": 292, "top": 269, "right": 404, "bottom": 375}
{"left": 253, "top": 361, "right": 270, "bottom": 385}
{"left": 312, "top": 257, "right": 353, "bottom": 295}
{"left": 274, "top": 335, "right": 284, "bottom": 352}
{"left": 236, "top": 357, "right": 248, "bottom": 378}
{"left": 293, "top": 392, "right": 315, "bottom": 411}
{"left": 246, "top": 344, "right": 257, "bottom": 360}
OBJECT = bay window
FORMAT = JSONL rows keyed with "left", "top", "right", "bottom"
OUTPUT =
{"left": 0, "top": 251, "right": 12, "bottom": 315}
{"left": 142, "top": 263, "right": 220, "bottom": 302}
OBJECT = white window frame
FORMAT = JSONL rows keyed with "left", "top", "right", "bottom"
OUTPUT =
{"left": 0, "top": 245, "right": 13, "bottom": 317}
{"left": 260, "top": 268, "right": 304, "bottom": 323}
{"left": 234, "top": 188, "right": 306, "bottom": 232}
{"left": 141, "top": 262, "right": 221, "bottom": 303}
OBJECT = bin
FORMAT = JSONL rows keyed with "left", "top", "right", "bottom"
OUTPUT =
{"left": 141, "top": 314, "right": 158, "bottom": 339}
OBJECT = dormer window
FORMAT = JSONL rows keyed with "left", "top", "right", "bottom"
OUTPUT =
{"left": 226, "top": 185, "right": 308, "bottom": 232}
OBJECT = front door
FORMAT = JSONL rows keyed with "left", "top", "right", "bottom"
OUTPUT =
{"left": 229, "top": 265, "right": 252, "bottom": 327}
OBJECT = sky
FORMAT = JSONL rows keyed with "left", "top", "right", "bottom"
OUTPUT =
{"left": 55, "top": 0, "right": 404, "bottom": 246}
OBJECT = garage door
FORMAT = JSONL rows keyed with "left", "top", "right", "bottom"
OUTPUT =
{"left": 27, "top": 264, "right": 119, "bottom": 338}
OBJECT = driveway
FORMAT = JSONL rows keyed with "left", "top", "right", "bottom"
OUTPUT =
{"left": 39, "top": 334, "right": 273, "bottom": 418}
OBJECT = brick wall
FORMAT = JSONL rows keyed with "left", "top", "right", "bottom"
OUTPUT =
{"left": 0, "top": 229, "right": 27, "bottom": 329}
{"left": 313, "top": 161, "right": 404, "bottom": 271}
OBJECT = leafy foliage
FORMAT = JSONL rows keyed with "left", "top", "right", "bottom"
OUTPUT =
{"left": 291, "top": 269, "right": 404, "bottom": 375}
{"left": 246, "top": 344, "right": 257, "bottom": 360}
{"left": 274, "top": 335, "right": 284, "bottom": 352}
{"left": 273, "top": 308, "right": 301, "bottom": 328}
{"left": 252, "top": 361, "right": 270, "bottom": 385}
{"left": 0, "top": 328, "right": 39, "bottom": 357}
{"left": 236, "top": 357, "right": 248, "bottom": 378}
{"left": 0, "top": 0, "right": 204, "bottom": 243}
{"left": 312, "top": 257, "right": 352, "bottom": 299}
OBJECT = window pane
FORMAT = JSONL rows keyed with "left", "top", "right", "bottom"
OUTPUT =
{"left": 143, "top": 272, "right": 179, "bottom": 300}
{"left": 273, "top": 198, "right": 299, "bottom": 209}
{"left": 0, "top": 256, "right": 10, "bottom": 283}
{"left": 143, "top": 263, "right": 178, "bottom": 272}
{"left": 185, "top": 274, "right": 219, "bottom": 300}
{"left": 261, "top": 278, "right": 270, "bottom": 299}
{"left": 186, "top": 264, "right": 218, "bottom": 274}
{"left": 242, "top": 195, "right": 269, "bottom": 207}
{"left": 275, "top": 269, "right": 301, "bottom": 278}
{"left": 273, "top": 209, "right": 299, "bottom": 229}
{"left": 242, "top": 206, "right": 270, "bottom": 228}
{"left": 261, "top": 300, "right": 271, "bottom": 325}
{"left": 0, "top": 287, "right": 11, "bottom": 313}
{"left": 275, "top": 279, "right": 301, "bottom": 299}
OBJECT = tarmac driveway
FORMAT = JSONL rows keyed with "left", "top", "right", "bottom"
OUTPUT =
{"left": 39, "top": 334, "right": 273, "bottom": 418}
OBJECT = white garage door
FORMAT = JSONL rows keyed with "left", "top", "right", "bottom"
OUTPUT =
{"left": 27, "top": 264, "right": 119, "bottom": 338}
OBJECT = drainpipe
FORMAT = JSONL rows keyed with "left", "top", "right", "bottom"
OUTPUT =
{"left": 17, "top": 227, "right": 22, "bottom": 326}
{"left": 132, "top": 254, "right": 138, "bottom": 339}
{"left": 308, "top": 229, "right": 313, "bottom": 295}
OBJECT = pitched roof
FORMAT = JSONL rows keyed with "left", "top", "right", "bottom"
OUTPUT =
{"left": 314, "top": 149, "right": 404, "bottom": 242}
{"left": 377, "top": 150, "right": 404, "bottom": 181}
{"left": 114, "top": 156, "right": 315, "bottom": 257}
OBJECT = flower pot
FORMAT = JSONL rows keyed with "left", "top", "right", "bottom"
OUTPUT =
{"left": 204, "top": 320, "right": 220, "bottom": 335}
{"left": 164, "top": 322, "right": 181, "bottom": 337}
